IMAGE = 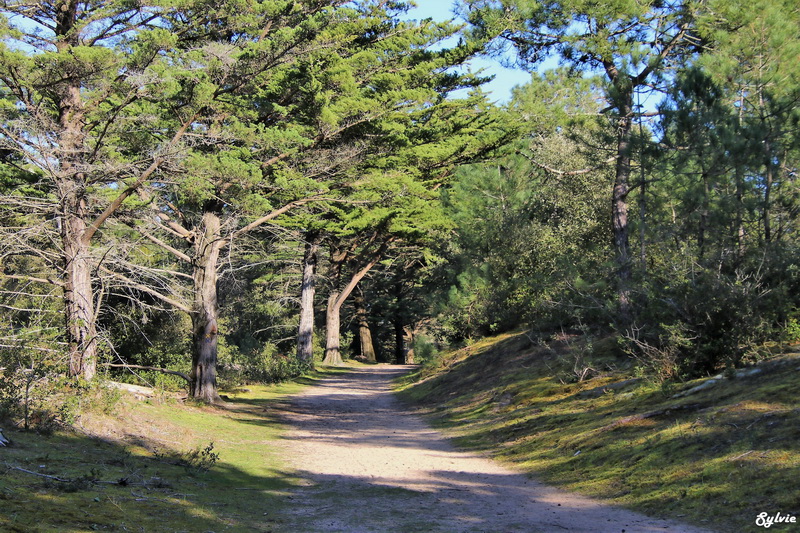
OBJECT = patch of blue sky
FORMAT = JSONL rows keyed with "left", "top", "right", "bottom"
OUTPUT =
{"left": 403, "top": 1, "right": 533, "bottom": 104}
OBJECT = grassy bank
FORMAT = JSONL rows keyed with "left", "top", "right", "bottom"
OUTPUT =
{"left": 397, "top": 332, "right": 800, "bottom": 533}
{"left": 0, "top": 371, "right": 339, "bottom": 532}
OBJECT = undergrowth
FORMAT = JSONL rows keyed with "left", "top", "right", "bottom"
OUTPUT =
{"left": 397, "top": 331, "right": 800, "bottom": 533}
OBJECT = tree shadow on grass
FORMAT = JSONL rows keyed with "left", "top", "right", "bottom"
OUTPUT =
{"left": 0, "top": 408, "right": 300, "bottom": 532}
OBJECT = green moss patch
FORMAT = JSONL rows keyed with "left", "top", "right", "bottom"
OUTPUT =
{"left": 397, "top": 332, "right": 800, "bottom": 533}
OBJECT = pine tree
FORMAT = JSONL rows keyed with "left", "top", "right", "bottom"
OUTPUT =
{"left": 460, "top": 0, "right": 699, "bottom": 318}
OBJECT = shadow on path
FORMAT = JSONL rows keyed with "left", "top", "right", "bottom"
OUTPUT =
{"left": 275, "top": 366, "right": 716, "bottom": 533}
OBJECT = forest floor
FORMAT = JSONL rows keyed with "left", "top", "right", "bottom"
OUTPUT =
{"left": 396, "top": 332, "right": 800, "bottom": 533}
{"left": 272, "top": 365, "right": 714, "bottom": 533}
{"left": 2, "top": 336, "right": 796, "bottom": 532}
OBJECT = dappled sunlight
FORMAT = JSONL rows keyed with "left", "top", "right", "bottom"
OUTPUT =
{"left": 277, "top": 365, "right": 713, "bottom": 533}
{"left": 400, "top": 331, "right": 800, "bottom": 533}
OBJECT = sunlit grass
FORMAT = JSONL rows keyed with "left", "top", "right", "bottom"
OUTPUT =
{"left": 0, "top": 368, "right": 343, "bottom": 532}
{"left": 398, "top": 332, "right": 800, "bottom": 533}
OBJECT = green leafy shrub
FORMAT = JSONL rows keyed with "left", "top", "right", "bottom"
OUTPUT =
{"left": 784, "top": 317, "right": 800, "bottom": 344}
{"left": 411, "top": 334, "right": 439, "bottom": 365}
{"left": 221, "top": 341, "right": 311, "bottom": 384}
{"left": 624, "top": 250, "right": 800, "bottom": 379}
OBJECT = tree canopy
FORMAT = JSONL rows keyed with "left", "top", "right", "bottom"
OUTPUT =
{"left": 1, "top": 0, "right": 799, "bottom": 416}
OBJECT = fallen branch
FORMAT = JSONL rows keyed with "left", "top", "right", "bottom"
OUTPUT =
{"left": 3, "top": 463, "right": 141, "bottom": 486}
{"left": 5, "top": 464, "right": 72, "bottom": 483}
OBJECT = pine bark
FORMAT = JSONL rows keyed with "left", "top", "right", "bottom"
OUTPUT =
{"left": 190, "top": 202, "right": 223, "bottom": 402}
{"left": 55, "top": 7, "right": 98, "bottom": 379}
{"left": 297, "top": 233, "right": 319, "bottom": 364}
{"left": 354, "top": 292, "right": 377, "bottom": 363}
{"left": 324, "top": 291, "right": 344, "bottom": 365}
{"left": 62, "top": 201, "right": 98, "bottom": 380}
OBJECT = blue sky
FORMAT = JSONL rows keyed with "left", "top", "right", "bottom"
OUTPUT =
{"left": 405, "top": 1, "right": 532, "bottom": 104}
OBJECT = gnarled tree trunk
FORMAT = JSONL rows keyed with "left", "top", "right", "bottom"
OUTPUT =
{"left": 297, "top": 232, "right": 319, "bottom": 364}
{"left": 190, "top": 202, "right": 223, "bottom": 402}
{"left": 354, "top": 292, "right": 376, "bottom": 363}
{"left": 323, "top": 239, "right": 391, "bottom": 366}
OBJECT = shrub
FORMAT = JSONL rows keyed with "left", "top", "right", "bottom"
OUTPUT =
{"left": 623, "top": 251, "right": 797, "bottom": 379}
{"left": 411, "top": 334, "right": 439, "bottom": 365}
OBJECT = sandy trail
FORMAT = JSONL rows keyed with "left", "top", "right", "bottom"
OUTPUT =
{"left": 276, "top": 365, "right": 714, "bottom": 533}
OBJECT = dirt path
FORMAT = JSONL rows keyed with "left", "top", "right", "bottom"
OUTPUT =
{"left": 276, "top": 365, "right": 715, "bottom": 533}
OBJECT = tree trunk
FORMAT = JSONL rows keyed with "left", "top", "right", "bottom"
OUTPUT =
{"left": 324, "top": 291, "right": 344, "bottom": 365}
{"left": 763, "top": 138, "right": 773, "bottom": 244}
{"left": 611, "top": 92, "right": 634, "bottom": 320}
{"left": 297, "top": 233, "right": 319, "bottom": 365}
{"left": 394, "top": 319, "right": 405, "bottom": 364}
{"left": 354, "top": 292, "right": 376, "bottom": 363}
{"left": 698, "top": 169, "right": 710, "bottom": 259}
{"left": 190, "top": 202, "right": 223, "bottom": 402}
{"left": 735, "top": 89, "right": 746, "bottom": 261}
{"left": 404, "top": 326, "right": 415, "bottom": 365}
{"left": 62, "top": 199, "right": 98, "bottom": 380}
{"left": 56, "top": 16, "right": 97, "bottom": 379}
{"left": 322, "top": 239, "right": 390, "bottom": 366}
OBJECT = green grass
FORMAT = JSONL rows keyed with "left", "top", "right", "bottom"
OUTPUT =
{"left": 0, "top": 368, "right": 342, "bottom": 532}
{"left": 397, "top": 331, "right": 800, "bottom": 533}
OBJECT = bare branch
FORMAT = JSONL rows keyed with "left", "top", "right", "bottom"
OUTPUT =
{"left": 521, "top": 151, "right": 617, "bottom": 176}
{"left": 0, "top": 273, "right": 64, "bottom": 287}
{"left": 98, "top": 266, "right": 191, "bottom": 314}
{"left": 82, "top": 113, "right": 200, "bottom": 245}
{"left": 225, "top": 196, "right": 331, "bottom": 243}
{"left": 134, "top": 227, "right": 192, "bottom": 264}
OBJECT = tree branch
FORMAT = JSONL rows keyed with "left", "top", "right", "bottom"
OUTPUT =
{"left": 225, "top": 196, "right": 330, "bottom": 243}
{"left": 102, "top": 363, "right": 190, "bottom": 383}
{"left": 134, "top": 226, "right": 192, "bottom": 263}
{"left": 522, "top": 152, "right": 617, "bottom": 176}
{"left": 0, "top": 273, "right": 65, "bottom": 287}
{"left": 98, "top": 265, "right": 191, "bottom": 313}
{"left": 333, "top": 237, "right": 396, "bottom": 310}
{"left": 82, "top": 113, "right": 199, "bottom": 245}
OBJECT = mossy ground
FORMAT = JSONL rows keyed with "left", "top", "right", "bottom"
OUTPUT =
{"left": 397, "top": 332, "right": 800, "bottom": 533}
{"left": 0, "top": 369, "right": 344, "bottom": 532}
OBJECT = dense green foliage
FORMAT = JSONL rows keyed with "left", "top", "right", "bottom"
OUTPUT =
{"left": 423, "top": 0, "right": 800, "bottom": 381}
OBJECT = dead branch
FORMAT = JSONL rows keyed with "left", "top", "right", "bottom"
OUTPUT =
{"left": 523, "top": 152, "right": 617, "bottom": 176}
{"left": 97, "top": 265, "right": 191, "bottom": 313}
{"left": 0, "top": 273, "right": 65, "bottom": 287}
{"left": 4, "top": 463, "right": 153, "bottom": 486}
